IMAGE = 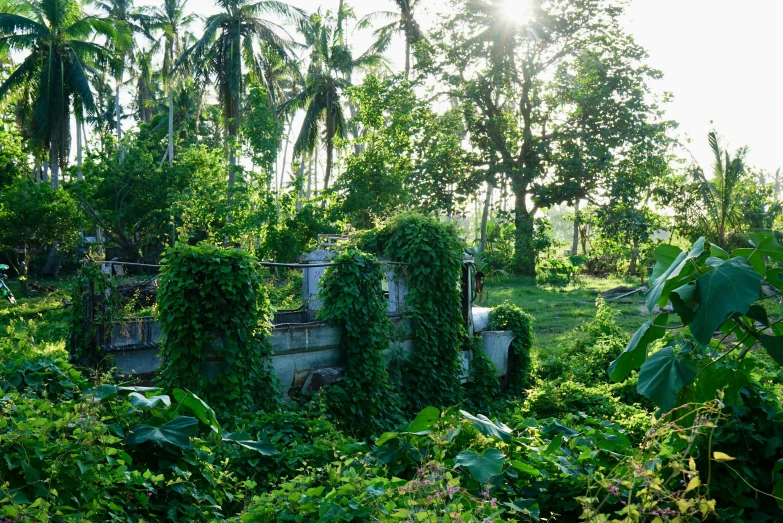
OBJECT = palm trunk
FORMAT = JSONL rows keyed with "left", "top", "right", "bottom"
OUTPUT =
{"left": 42, "top": 161, "right": 48, "bottom": 184}
{"left": 571, "top": 200, "right": 580, "bottom": 255}
{"left": 306, "top": 152, "right": 313, "bottom": 199}
{"left": 480, "top": 182, "right": 493, "bottom": 253}
{"left": 49, "top": 142, "right": 59, "bottom": 190}
{"left": 296, "top": 158, "right": 305, "bottom": 211}
{"left": 115, "top": 81, "right": 122, "bottom": 142}
{"left": 76, "top": 120, "right": 83, "bottom": 181}
{"left": 404, "top": 42, "right": 411, "bottom": 80}
{"left": 325, "top": 129, "right": 334, "bottom": 190}
{"left": 168, "top": 85, "right": 174, "bottom": 166}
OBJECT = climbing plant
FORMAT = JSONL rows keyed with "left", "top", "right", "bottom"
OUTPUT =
{"left": 359, "top": 212, "right": 467, "bottom": 411}
{"left": 156, "top": 244, "right": 277, "bottom": 415}
{"left": 67, "top": 261, "right": 121, "bottom": 367}
{"left": 464, "top": 336, "right": 500, "bottom": 412}
{"left": 317, "top": 248, "right": 403, "bottom": 436}
{"left": 489, "top": 302, "right": 534, "bottom": 393}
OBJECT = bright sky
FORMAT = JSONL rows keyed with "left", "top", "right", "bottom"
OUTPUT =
{"left": 148, "top": 0, "right": 783, "bottom": 174}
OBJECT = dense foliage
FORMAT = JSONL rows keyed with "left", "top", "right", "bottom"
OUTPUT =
{"left": 359, "top": 213, "right": 467, "bottom": 411}
{"left": 156, "top": 244, "right": 277, "bottom": 414}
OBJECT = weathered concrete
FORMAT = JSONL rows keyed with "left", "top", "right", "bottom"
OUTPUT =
{"left": 105, "top": 315, "right": 513, "bottom": 395}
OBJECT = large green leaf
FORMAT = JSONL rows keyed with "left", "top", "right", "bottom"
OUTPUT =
{"left": 222, "top": 431, "right": 279, "bottom": 456}
{"left": 608, "top": 314, "right": 669, "bottom": 381}
{"left": 670, "top": 283, "right": 697, "bottom": 325}
{"left": 760, "top": 335, "right": 783, "bottom": 365}
{"left": 733, "top": 248, "right": 765, "bottom": 277}
{"left": 650, "top": 243, "right": 683, "bottom": 283}
{"left": 690, "top": 257, "right": 762, "bottom": 344}
{"left": 646, "top": 238, "right": 705, "bottom": 312}
{"left": 173, "top": 389, "right": 221, "bottom": 435}
{"left": 460, "top": 410, "right": 512, "bottom": 443}
{"left": 709, "top": 244, "right": 729, "bottom": 261}
{"left": 127, "top": 416, "right": 199, "bottom": 449}
{"left": 749, "top": 232, "right": 783, "bottom": 263}
{"left": 405, "top": 406, "right": 440, "bottom": 434}
{"left": 504, "top": 498, "right": 540, "bottom": 520}
{"left": 129, "top": 392, "right": 171, "bottom": 409}
{"left": 454, "top": 448, "right": 504, "bottom": 484}
{"left": 766, "top": 268, "right": 783, "bottom": 291}
{"left": 637, "top": 345, "right": 697, "bottom": 411}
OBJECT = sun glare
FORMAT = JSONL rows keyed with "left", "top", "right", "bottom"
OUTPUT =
{"left": 501, "top": 0, "right": 533, "bottom": 25}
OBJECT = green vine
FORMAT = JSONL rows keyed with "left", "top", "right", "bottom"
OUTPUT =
{"left": 317, "top": 247, "right": 403, "bottom": 437}
{"left": 156, "top": 244, "right": 277, "bottom": 415}
{"left": 359, "top": 213, "right": 466, "bottom": 411}
{"left": 489, "top": 301, "right": 534, "bottom": 393}
{"left": 67, "top": 261, "right": 120, "bottom": 367}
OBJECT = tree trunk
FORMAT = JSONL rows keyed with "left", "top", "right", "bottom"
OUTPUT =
{"left": 42, "top": 160, "right": 48, "bottom": 184}
{"left": 513, "top": 192, "right": 535, "bottom": 276}
{"left": 480, "top": 182, "right": 493, "bottom": 253}
{"left": 296, "top": 157, "right": 305, "bottom": 211}
{"left": 628, "top": 237, "right": 640, "bottom": 278}
{"left": 115, "top": 81, "right": 122, "bottom": 142}
{"left": 306, "top": 152, "right": 313, "bottom": 199}
{"left": 405, "top": 42, "right": 411, "bottom": 80}
{"left": 49, "top": 142, "right": 59, "bottom": 190}
{"left": 324, "top": 128, "right": 333, "bottom": 191}
{"left": 168, "top": 85, "right": 174, "bottom": 166}
{"left": 571, "top": 200, "right": 580, "bottom": 255}
{"left": 76, "top": 120, "right": 84, "bottom": 181}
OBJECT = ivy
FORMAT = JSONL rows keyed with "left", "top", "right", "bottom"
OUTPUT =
{"left": 67, "top": 261, "right": 121, "bottom": 367}
{"left": 156, "top": 244, "right": 277, "bottom": 416}
{"left": 317, "top": 248, "right": 402, "bottom": 437}
{"left": 464, "top": 336, "right": 500, "bottom": 413}
{"left": 359, "top": 213, "right": 467, "bottom": 411}
{"left": 489, "top": 302, "right": 534, "bottom": 393}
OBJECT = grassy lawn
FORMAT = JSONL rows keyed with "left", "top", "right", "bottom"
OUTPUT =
{"left": 481, "top": 274, "right": 650, "bottom": 359}
{"left": 0, "top": 277, "right": 72, "bottom": 347}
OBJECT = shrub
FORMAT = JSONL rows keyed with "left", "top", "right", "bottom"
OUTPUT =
{"left": 520, "top": 379, "right": 651, "bottom": 440}
{"left": 489, "top": 301, "right": 534, "bottom": 393}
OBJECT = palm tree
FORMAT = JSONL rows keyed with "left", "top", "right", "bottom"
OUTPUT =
{"left": 149, "top": 0, "right": 193, "bottom": 165}
{"left": 282, "top": 5, "right": 384, "bottom": 191}
{"left": 358, "top": 0, "right": 423, "bottom": 78}
{"left": 178, "top": 0, "right": 302, "bottom": 197}
{"left": 87, "top": 0, "right": 146, "bottom": 144}
{"left": 0, "top": 0, "right": 119, "bottom": 188}
{"left": 691, "top": 131, "right": 749, "bottom": 248}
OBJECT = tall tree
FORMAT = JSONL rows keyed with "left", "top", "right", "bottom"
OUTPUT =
{"left": 0, "top": 0, "right": 119, "bottom": 188}
{"left": 282, "top": 5, "right": 383, "bottom": 191}
{"left": 358, "top": 0, "right": 424, "bottom": 78}
{"left": 691, "top": 131, "right": 749, "bottom": 248}
{"left": 87, "top": 0, "right": 147, "bottom": 144}
{"left": 433, "top": 0, "right": 663, "bottom": 275}
{"left": 178, "top": 0, "right": 301, "bottom": 198}
{"left": 149, "top": 0, "right": 193, "bottom": 165}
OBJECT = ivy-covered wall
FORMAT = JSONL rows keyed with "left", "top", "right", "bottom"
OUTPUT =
{"left": 156, "top": 244, "right": 277, "bottom": 415}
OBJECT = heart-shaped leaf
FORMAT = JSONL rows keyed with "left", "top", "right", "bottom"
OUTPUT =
{"left": 173, "top": 389, "right": 221, "bottom": 435}
{"left": 650, "top": 244, "right": 683, "bottom": 283}
{"left": 455, "top": 448, "right": 504, "bottom": 484}
{"left": 637, "top": 345, "right": 697, "bottom": 411}
{"left": 127, "top": 416, "right": 198, "bottom": 449}
{"left": 504, "top": 498, "right": 540, "bottom": 520}
{"left": 460, "top": 410, "right": 512, "bottom": 443}
{"left": 690, "top": 257, "right": 762, "bottom": 345}
{"left": 646, "top": 238, "right": 705, "bottom": 312}
{"left": 222, "top": 431, "right": 279, "bottom": 456}
{"left": 405, "top": 406, "right": 439, "bottom": 434}
{"left": 761, "top": 335, "right": 783, "bottom": 365}
{"left": 129, "top": 392, "right": 171, "bottom": 409}
{"left": 609, "top": 313, "right": 669, "bottom": 381}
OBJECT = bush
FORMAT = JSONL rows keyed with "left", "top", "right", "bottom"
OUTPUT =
{"left": 489, "top": 301, "right": 534, "bottom": 392}
{"left": 520, "top": 379, "right": 651, "bottom": 440}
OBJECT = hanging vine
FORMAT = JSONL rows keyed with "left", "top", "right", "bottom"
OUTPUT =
{"left": 67, "top": 261, "right": 120, "bottom": 367}
{"left": 317, "top": 247, "right": 403, "bottom": 437}
{"left": 489, "top": 301, "right": 534, "bottom": 393}
{"left": 156, "top": 244, "right": 277, "bottom": 415}
{"left": 359, "top": 212, "right": 467, "bottom": 411}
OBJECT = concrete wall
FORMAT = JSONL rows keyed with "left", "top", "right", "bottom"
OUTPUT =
{"left": 104, "top": 316, "right": 514, "bottom": 395}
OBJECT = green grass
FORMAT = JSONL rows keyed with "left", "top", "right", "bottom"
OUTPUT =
{"left": 481, "top": 274, "right": 651, "bottom": 359}
{"left": 0, "top": 277, "right": 72, "bottom": 347}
